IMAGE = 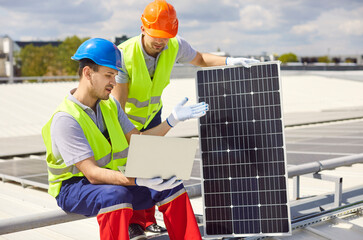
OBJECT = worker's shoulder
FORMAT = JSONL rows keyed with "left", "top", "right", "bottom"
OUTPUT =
{"left": 118, "top": 35, "right": 139, "bottom": 48}
{"left": 175, "top": 35, "right": 188, "bottom": 43}
{"left": 51, "top": 111, "right": 78, "bottom": 127}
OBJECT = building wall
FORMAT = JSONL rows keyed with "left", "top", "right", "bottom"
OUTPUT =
{"left": 0, "top": 36, "right": 16, "bottom": 78}
{"left": 0, "top": 59, "right": 5, "bottom": 76}
{"left": 0, "top": 38, "right": 6, "bottom": 76}
{"left": 300, "top": 54, "right": 363, "bottom": 65}
{"left": 0, "top": 38, "right": 4, "bottom": 52}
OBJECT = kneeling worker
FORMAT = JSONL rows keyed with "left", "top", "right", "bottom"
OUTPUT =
{"left": 42, "top": 38, "right": 208, "bottom": 240}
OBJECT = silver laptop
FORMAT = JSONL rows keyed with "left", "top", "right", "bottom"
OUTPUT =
{"left": 121, "top": 134, "right": 199, "bottom": 180}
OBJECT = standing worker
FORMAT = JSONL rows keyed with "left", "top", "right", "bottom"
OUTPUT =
{"left": 111, "top": 0, "right": 259, "bottom": 238}
{"left": 42, "top": 38, "right": 208, "bottom": 240}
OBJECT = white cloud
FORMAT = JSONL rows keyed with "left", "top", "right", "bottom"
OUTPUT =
{"left": 291, "top": 24, "right": 318, "bottom": 35}
{"left": 239, "top": 5, "right": 280, "bottom": 30}
{"left": 173, "top": 0, "right": 239, "bottom": 22}
{"left": 291, "top": 7, "right": 363, "bottom": 38}
{"left": 0, "top": 0, "right": 362, "bottom": 55}
{"left": 284, "top": 6, "right": 363, "bottom": 55}
{"left": 339, "top": 19, "right": 363, "bottom": 36}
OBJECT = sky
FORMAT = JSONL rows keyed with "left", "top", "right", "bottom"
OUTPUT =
{"left": 1, "top": 0, "right": 363, "bottom": 57}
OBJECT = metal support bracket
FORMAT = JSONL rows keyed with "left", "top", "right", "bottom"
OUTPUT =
{"left": 308, "top": 173, "right": 343, "bottom": 208}
{"left": 293, "top": 173, "right": 343, "bottom": 207}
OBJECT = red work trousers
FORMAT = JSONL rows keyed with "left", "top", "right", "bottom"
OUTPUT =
{"left": 97, "top": 208, "right": 133, "bottom": 240}
{"left": 129, "top": 206, "right": 156, "bottom": 229}
{"left": 96, "top": 192, "right": 201, "bottom": 240}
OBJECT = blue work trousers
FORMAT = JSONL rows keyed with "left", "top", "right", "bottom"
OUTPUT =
{"left": 56, "top": 177, "right": 184, "bottom": 217}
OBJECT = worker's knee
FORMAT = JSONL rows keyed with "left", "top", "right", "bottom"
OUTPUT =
{"left": 152, "top": 183, "right": 185, "bottom": 203}
{"left": 97, "top": 185, "right": 133, "bottom": 208}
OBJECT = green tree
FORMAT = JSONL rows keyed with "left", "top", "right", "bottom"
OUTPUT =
{"left": 18, "top": 44, "right": 56, "bottom": 76}
{"left": 278, "top": 52, "right": 298, "bottom": 64}
{"left": 53, "top": 35, "right": 89, "bottom": 75}
{"left": 317, "top": 56, "right": 331, "bottom": 63}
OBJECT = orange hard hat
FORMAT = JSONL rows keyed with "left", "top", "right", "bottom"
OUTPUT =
{"left": 141, "top": 0, "right": 179, "bottom": 38}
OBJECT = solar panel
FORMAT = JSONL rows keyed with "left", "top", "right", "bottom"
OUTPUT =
{"left": 0, "top": 158, "right": 49, "bottom": 189}
{"left": 196, "top": 62, "right": 291, "bottom": 238}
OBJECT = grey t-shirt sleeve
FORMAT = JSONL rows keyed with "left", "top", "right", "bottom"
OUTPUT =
{"left": 111, "top": 95, "right": 135, "bottom": 134}
{"left": 115, "top": 49, "right": 130, "bottom": 84}
{"left": 51, "top": 112, "right": 94, "bottom": 166}
{"left": 175, "top": 35, "right": 198, "bottom": 64}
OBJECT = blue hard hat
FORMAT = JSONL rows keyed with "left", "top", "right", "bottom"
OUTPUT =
{"left": 71, "top": 38, "right": 122, "bottom": 71}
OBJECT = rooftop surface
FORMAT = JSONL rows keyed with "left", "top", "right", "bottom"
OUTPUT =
{"left": 1, "top": 69, "right": 363, "bottom": 239}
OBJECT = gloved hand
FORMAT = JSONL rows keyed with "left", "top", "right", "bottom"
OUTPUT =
{"left": 135, "top": 176, "right": 183, "bottom": 191}
{"left": 166, "top": 97, "right": 209, "bottom": 127}
{"left": 226, "top": 57, "right": 260, "bottom": 68}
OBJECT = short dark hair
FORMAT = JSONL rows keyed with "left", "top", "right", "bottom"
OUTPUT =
{"left": 78, "top": 59, "right": 99, "bottom": 77}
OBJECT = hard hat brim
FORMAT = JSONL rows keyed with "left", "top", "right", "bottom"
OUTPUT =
{"left": 99, "top": 64, "right": 121, "bottom": 72}
{"left": 71, "top": 56, "right": 122, "bottom": 72}
{"left": 144, "top": 27, "right": 177, "bottom": 39}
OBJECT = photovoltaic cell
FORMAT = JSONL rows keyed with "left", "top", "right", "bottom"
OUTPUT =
{"left": 196, "top": 62, "right": 291, "bottom": 238}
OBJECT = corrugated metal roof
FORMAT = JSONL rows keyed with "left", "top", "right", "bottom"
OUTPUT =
{"left": 2, "top": 71, "right": 363, "bottom": 138}
{"left": 0, "top": 81, "right": 77, "bottom": 138}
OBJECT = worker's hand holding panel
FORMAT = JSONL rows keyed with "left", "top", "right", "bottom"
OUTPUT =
{"left": 226, "top": 57, "right": 260, "bottom": 68}
{"left": 166, "top": 97, "right": 209, "bottom": 127}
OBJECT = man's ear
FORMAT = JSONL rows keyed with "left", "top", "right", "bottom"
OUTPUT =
{"left": 82, "top": 66, "right": 92, "bottom": 81}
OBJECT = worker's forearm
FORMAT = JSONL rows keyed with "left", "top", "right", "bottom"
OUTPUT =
{"left": 190, "top": 52, "right": 227, "bottom": 67}
{"left": 76, "top": 157, "right": 135, "bottom": 186}
{"left": 90, "top": 167, "right": 136, "bottom": 186}
{"left": 201, "top": 53, "right": 227, "bottom": 66}
{"left": 141, "top": 121, "right": 172, "bottom": 136}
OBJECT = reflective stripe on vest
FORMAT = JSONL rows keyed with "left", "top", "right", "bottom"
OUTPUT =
{"left": 48, "top": 148, "right": 129, "bottom": 178}
{"left": 42, "top": 97, "right": 129, "bottom": 197}
{"left": 119, "top": 35, "right": 179, "bottom": 130}
{"left": 127, "top": 96, "right": 161, "bottom": 108}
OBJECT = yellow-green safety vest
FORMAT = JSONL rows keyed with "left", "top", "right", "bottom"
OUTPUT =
{"left": 119, "top": 35, "right": 179, "bottom": 130}
{"left": 42, "top": 97, "right": 129, "bottom": 197}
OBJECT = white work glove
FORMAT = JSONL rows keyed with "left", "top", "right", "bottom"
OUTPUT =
{"left": 135, "top": 176, "right": 183, "bottom": 191}
{"left": 166, "top": 97, "right": 209, "bottom": 127}
{"left": 226, "top": 57, "right": 260, "bottom": 68}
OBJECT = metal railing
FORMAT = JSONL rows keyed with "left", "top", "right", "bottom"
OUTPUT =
{"left": 288, "top": 153, "right": 363, "bottom": 207}
{"left": 1, "top": 154, "right": 363, "bottom": 235}
{"left": 0, "top": 75, "right": 78, "bottom": 83}
{"left": 0, "top": 183, "right": 202, "bottom": 235}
